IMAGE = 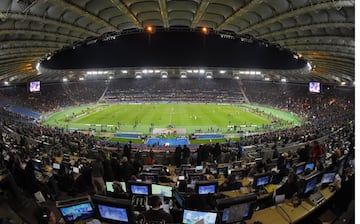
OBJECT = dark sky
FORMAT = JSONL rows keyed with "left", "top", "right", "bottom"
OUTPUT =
{"left": 42, "top": 31, "right": 307, "bottom": 70}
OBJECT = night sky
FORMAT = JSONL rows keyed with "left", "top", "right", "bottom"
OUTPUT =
{"left": 42, "top": 30, "right": 307, "bottom": 70}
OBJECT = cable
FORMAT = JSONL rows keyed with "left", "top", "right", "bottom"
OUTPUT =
{"left": 300, "top": 203, "right": 310, "bottom": 212}
{"left": 276, "top": 205, "right": 292, "bottom": 224}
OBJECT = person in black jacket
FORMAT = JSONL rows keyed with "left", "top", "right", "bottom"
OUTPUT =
{"left": 277, "top": 170, "right": 299, "bottom": 199}
{"left": 220, "top": 174, "right": 242, "bottom": 191}
{"left": 143, "top": 195, "right": 174, "bottom": 223}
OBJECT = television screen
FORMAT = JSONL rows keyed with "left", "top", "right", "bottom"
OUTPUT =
{"left": 174, "top": 189, "right": 184, "bottom": 207}
{"left": 253, "top": 173, "right": 272, "bottom": 188}
{"left": 229, "top": 169, "right": 244, "bottom": 180}
{"left": 151, "top": 184, "right": 172, "bottom": 198}
{"left": 305, "top": 163, "right": 315, "bottom": 171}
{"left": 198, "top": 184, "right": 216, "bottom": 195}
{"left": 188, "top": 173, "right": 205, "bottom": 183}
{"left": 91, "top": 195, "right": 134, "bottom": 223}
{"left": 182, "top": 209, "right": 217, "bottom": 224}
{"left": 216, "top": 193, "right": 257, "bottom": 223}
{"left": 58, "top": 202, "right": 94, "bottom": 222}
{"left": 217, "top": 167, "right": 228, "bottom": 176}
{"left": 321, "top": 171, "right": 336, "bottom": 185}
{"left": 32, "top": 160, "right": 42, "bottom": 171}
{"left": 29, "top": 81, "right": 41, "bottom": 92}
{"left": 294, "top": 162, "right": 306, "bottom": 175}
{"left": 309, "top": 82, "right": 321, "bottom": 93}
{"left": 183, "top": 168, "right": 196, "bottom": 177}
{"left": 72, "top": 167, "right": 79, "bottom": 174}
{"left": 304, "top": 175, "right": 318, "bottom": 194}
{"left": 195, "top": 165, "right": 203, "bottom": 171}
{"left": 130, "top": 185, "right": 149, "bottom": 196}
{"left": 98, "top": 204, "right": 128, "bottom": 222}
{"left": 128, "top": 181, "right": 151, "bottom": 196}
{"left": 257, "top": 176, "right": 270, "bottom": 187}
{"left": 141, "top": 173, "right": 159, "bottom": 184}
{"left": 222, "top": 203, "right": 251, "bottom": 223}
{"left": 106, "top": 182, "right": 127, "bottom": 193}
{"left": 233, "top": 161, "right": 242, "bottom": 169}
{"left": 53, "top": 163, "right": 60, "bottom": 170}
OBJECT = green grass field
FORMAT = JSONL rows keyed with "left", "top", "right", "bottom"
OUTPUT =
{"left": 42, "top": 103, "right": 301, "bottom": 136}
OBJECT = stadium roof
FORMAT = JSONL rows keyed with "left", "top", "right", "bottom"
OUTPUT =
{"left": 0, "top": 0, "right": 355, "bottom": 85}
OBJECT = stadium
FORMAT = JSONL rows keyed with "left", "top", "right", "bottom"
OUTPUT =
{"left": 0, "top": 1, "right": 355, "bottom": 224}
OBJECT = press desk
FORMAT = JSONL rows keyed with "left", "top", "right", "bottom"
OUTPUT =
{"left": 246, "top": 186, "right": 335, "bottom": 224}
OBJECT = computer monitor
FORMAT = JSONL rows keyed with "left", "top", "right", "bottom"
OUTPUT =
{"left": 305, "top": 163, "right": 315, "bottom": 171}
{"left": 128, "top": 181, "right": 151, "bottom": 196}
{"left": 181, "top": 164, "right": 192, "bottom": 171}
{"left": 320, "top": 171, "right": 337, "bottom": 186}
{"left": 207, "top": 163, "right": 218, "bottom": 174}
{"left": 300, "top": 173, "right": 320, "bottom": 198}
{"left": 151, "top": 184, "right": 172, "bottom": 198}
{"left": 229, "top": 169, "right": 245, "bottom": 180}
{"left": 294, "top": 162, "right": 306, "bottom": 175}
{"left": 173, "top": 189, "right": 184, "bottom": 208}
{"left": 106, "top": 181, "right": 127, "bottom": 193}
{"left": 183, "top": 168, "right": 196, "bottom": 177}
{"left": 195, "top": 180, "right": 218, "bottom": 195}
{"left": 195, "top": 165, "right": 204, "bottom": 171}
{"left": 232, "top": 161, "right": 242, "bottom": 169}
{"left": 217, "top": 166, "right": 228, "bottom": 177}
{"left": 182, "top": 209, "right": 217, "bottom": 224}
{"left": 72, "top": 167, "right": 79, "bottom": 174}
{"left": 253, "top": 172, "right": 272, "bottom": 189}
{"left": 53, "top": 163, "right": 60, "bottom": 170}
{"left": 188, "top": 173, "right": 205, "bottom": 183}
{"left": 149, "top": 168, "right": 162, "bottom": 175}
{"left": 141, "top": 172, "right": 159, "bottom": 184}
{"left": 217, "top": 193, "right": 257, "bottom": 224}
{"left": 56, "top": 197, "right": 94, "bottom": 223}
{"left": 32, "top": 159, "right": 42, "bottom": 171}
{"left": 152, "top": 164, "right": 164, "bottom": 170}
{"left": 91, "top": 195, "right": 134, "bottom": 223}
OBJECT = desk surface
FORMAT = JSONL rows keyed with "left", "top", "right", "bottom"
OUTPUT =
{"left": 247, "top": 186, "right": 335, "bottom": 224}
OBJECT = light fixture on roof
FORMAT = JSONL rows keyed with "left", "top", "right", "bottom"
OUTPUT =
{"left": 36, "top": 62, "right": 40, "bottom": 71}
{"left": 121, "top": 70, "right": 128, "bottom": 74}
{"left": 142, "top": 69, "right": 148, "bottom": 74}
{"left": 4, "top": 81, "right": 9, "bottom": 85}
{"left": 146, "top": 26, "right": 154, "bottom": 33}
{"left": 161, "top": 72, "right": 168, "bottom": 78}
{"left": 264, "top": 77, "right": 271, "bottom": 81}
{"left": 234, "top": 76, "right": 240, "bottom": 80}
{"left": 199, "top": 69, "right": 205, "bottom": 74}
{"left": 202, "top": 27, "right": 209, "bottom": 35}
{"left": 79, "top": 77, "right": 84, "bottom": 81}
{"left": 281, "top": 78, "right": 287, "bottom": 82}
{"left": 62, "top": 78, "right": 68, "bottom": 82}
{"left": 340, "top": 81, "right": 346, "bottom": 86}
{"left": 219, "top": 70, "right": 226, "bottom": 74}
{"left": 135, "top": 75, "right": 142, "bottom": 79}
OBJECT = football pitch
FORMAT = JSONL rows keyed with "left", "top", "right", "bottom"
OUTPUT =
{"left": 43, "top": 103, "right": 301, "bottom": 135}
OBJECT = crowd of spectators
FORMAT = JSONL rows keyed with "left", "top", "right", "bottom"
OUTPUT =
{"left": 0, "top": 79, "right": 355, "bottom": 223}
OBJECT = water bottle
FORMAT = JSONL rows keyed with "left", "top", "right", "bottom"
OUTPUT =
{"left": 169, "top": 199, "right": 173, "bottom": 209}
